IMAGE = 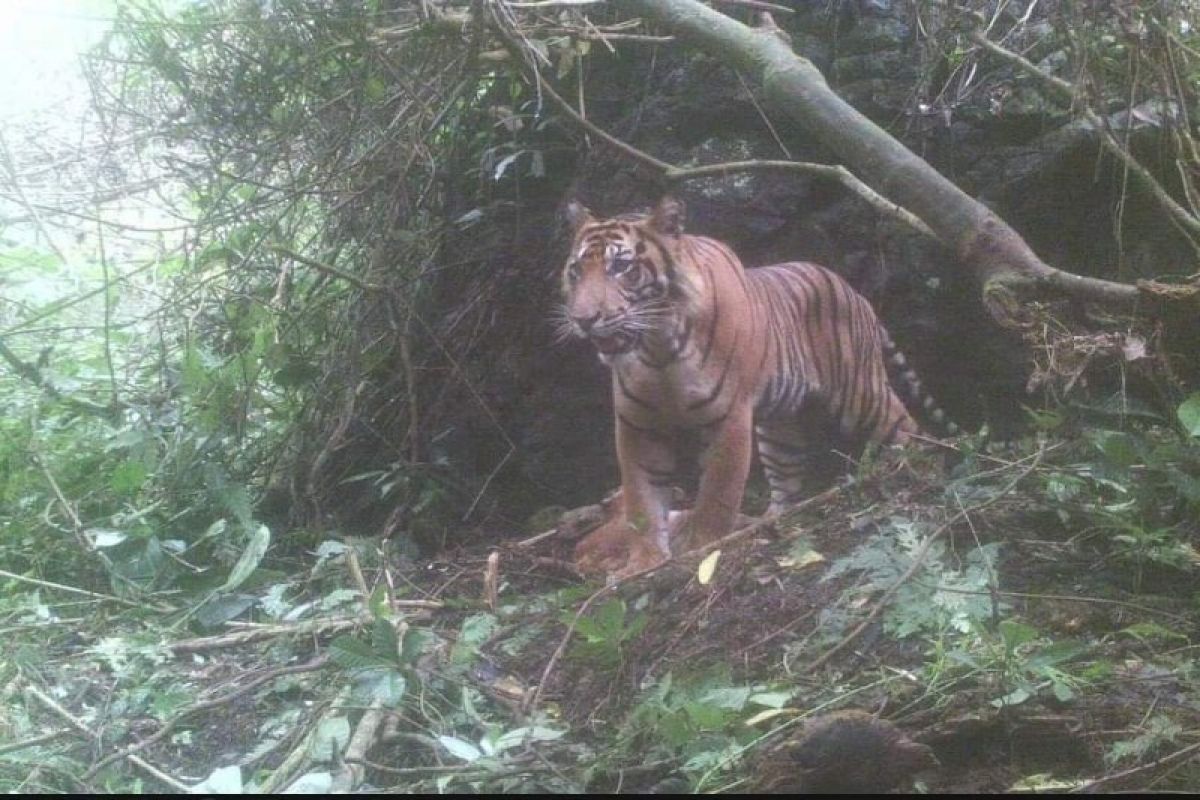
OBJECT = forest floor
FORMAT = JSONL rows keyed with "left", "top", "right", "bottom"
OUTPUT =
{"left": 7, "top": 432, "right": 1200, "bottom": 793}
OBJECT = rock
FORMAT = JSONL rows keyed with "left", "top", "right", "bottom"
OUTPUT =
{"left": 840, "top": 17, "right": 912, "bottom": 56}
{"left": 833, "top": 50, "right": 917, "bottom": 83}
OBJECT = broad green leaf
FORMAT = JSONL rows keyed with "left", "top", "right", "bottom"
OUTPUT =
{"left": 311, "top": 717, "right": 351, "bottom": 762}
{"left": 438, "top": 735, "right": 483, "bottom": 763}
{"left": 220, "top": 524, "right": 270, "bottom": 592}
{"left": 493, "top": 725, "right": 566, "bottom": 753}
{"left": 1178, "top": 394, "right": 1200, "bottom": 436}
{"left": 283, "top": 772, "right": 332, "bottom": 793}
{"left": 192, "top": 765, "right": 242, "bottom": 794}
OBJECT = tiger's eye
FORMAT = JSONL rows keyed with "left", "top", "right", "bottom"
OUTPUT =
{"left": 610, "top": 257, "right": 634, "bottom": 277}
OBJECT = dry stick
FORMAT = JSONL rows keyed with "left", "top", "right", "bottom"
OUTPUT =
{"left": 524, "top": 486, "right": 842, "bottom": 715}
{"left": 0, "top": 129, "right": 69, "bottom": 264}
{"left": 331, "top": 698, "right": 386, "bottom": 792}
{"left": 535, "top": 56, "right": 936, "bottom": 239}
{"left": 81, "top": 656, "right": 331, "bottom": 782}
{"left": 500, "top": 29, "right": 937, "bottom": 239}
{"left": 274, "top": 244, "right": 520, "bottom": 514}
{"left": 167, "top": 614, "right": 419, "bottom": 655}
{"left": 802, "top": 449, "right": 1043, "bottom": 675}
{"left": 356, "top": 753, "right": 538, "bottom": 779}
{"left": 906, "top": 582, "right": 1191, "bottom": 625}
{"left": 259, "top": 684, "right": 352, "bottom": 794}
{"left": 522, "top": 566, "right": 656, "bottom": 715}
{"left": 968, "top": 27, "right": 1200, "bottom": 243}
{"left": 0, "top": 567, "right": 155, "bottom": 612}
{"left": 25, "top": 684, "right": 190, "bottom": 792}
{"left": 0, "top": 730, "right": 70, "bottom": 756}
{"left": 34, "top": 454, "right": 173, "bottom": 607}
{"left": 1073, "top": 740, "right": 1200, "bottom": 793}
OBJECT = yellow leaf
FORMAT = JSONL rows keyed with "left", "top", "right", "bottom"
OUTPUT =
{"left": 697, "top": 549, "right": 721, "bottom": 585}
{"left": 743, "top": 708, "right": 797, "bottom": 727}
{"left": 776, "top": 550, "right": 826, "bottom": 569}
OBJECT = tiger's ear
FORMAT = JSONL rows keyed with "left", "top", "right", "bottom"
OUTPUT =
{"left": 650, "top": 195, "right": 685, "bottom": 236}
{"left": 564, "top": 200, "right": 594, "bottom": 235}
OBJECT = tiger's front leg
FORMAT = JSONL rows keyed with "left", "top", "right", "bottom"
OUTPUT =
{"left": 673, "top": 402, "right": 755, "bottom": 555}
{"left": 573, "top": 419, "right": 678, "bottom": 577}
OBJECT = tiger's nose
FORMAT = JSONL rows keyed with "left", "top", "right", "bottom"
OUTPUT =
{"left": 573, "top": 312, "right": 601, "bottom": 332}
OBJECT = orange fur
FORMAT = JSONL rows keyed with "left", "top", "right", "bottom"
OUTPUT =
{"left": 561, "top": 197, "right": 923, "bottom": 577}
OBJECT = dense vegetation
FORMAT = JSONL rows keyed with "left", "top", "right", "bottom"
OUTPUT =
{"left": 2, "top": 0, "right": 1200, "bottom": 792}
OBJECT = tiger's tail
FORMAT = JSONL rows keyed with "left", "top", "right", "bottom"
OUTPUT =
{"left": 879, "top": 326, "right": 960, "bottom": 437}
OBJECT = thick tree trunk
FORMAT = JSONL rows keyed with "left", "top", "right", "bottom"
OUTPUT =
{"left": 622, "top": 0, "right": 1143, "bottom": 313}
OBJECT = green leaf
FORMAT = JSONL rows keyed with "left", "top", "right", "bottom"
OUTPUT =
{"left": 493, "top": 725, "right": 566, "bottom": 753}
{"left": 451, "top": 613, "right": 498, "bottom": 664}
{"left": 109, "top": 460, "right": 148, "bottom": 496}
{"left": 329, "top": 636, "right": 397, "bottom": 670}
{"left": 196, "top": 594, "right": 256, "bottom": 627}
{"left": 371, "top": 618, "right": 399, "bottom": 660}
{"left": 192, "top": 765, "right": 242, "bottom": 794}
{"left": 357, "top": 670, "right": 406, "bottom": 707}
{"left": 999, "top": 619, "right": 1039, "bottom": 650}
{"left": 438, "top": 735, "right": 483, "bottom": 763}
{"left": 283, "top": 772, "right": 332, "bottom": 793}
{"left": 748, "top": 691, "right": 792, "bottom": 709}
{"left": 1178, "top": 394, "right": 1200, "bottom": 436}
{"left": 220, "top": 524, "right": 270, "bottom": 592}
{"left": 311, "top": 717, "right": 351, "bottom": 762}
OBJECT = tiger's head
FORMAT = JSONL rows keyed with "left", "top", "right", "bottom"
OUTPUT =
{"left": 559, "top": 196, "right": 694, "bottom": 362}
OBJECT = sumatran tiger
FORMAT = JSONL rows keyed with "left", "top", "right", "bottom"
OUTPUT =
{"left": 561, "top": 196, "right": 952, "bottom": 577}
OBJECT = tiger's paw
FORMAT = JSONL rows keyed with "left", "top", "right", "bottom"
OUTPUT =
{"left": 574, "top": 522, "right": 667, "bottom": 578}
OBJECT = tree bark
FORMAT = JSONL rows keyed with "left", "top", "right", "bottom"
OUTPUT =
{"left": 621, "top": 0, "right": 1145, "bottom": 314}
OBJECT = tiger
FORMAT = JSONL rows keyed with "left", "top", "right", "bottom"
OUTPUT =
{"left": 560, "top": 195, "right": 953, "bottom": 577}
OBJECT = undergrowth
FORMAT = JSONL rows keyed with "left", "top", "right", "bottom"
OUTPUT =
{"left": 3, "top": 0, "right": 1200, "bottom": 794}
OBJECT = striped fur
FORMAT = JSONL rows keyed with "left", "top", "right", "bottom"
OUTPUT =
{"left": 563, "top": 197, "right": 949, "bottom": 576}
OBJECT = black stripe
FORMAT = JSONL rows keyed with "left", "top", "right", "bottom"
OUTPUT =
{"left": 688, "top": 346, "right": 736, "bottom": 411}
{"left": 699, "top": 292, "right": 721, "bottom": 367}
{"left": 618, "top": 412, "right": 668, "bottom": 440}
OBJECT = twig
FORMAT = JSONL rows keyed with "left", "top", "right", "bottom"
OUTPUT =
{"left": 81, "top": 656, "right": 331, "bottom": 781}
{"left": 331, "top": 698, "right": 385, "bottom": 792}
{"left": 524, "top": 487, "right": 841, "bottom": 714}
{"left": 0, "top": 730, "right": 70, "bottom": 756}
{"left": 1073, "top": 740, "right": 1200, "bottom": 793}
{"left": 0, "top": 129, "right": 69, "bottom": 264}
{"left": 356, "top": 753, "right": 537, "bottom": 779}
{"left": 25, "top": 684, "right": 190, "bottom": 792}
{"left": 0, "top": 338, "right": 115, "bottom": 417}
{"left": 498, "top": 30, "right": 937, "bottom": 239}
{"left": 968, "top": 27, "right": 1200, "bottom": 242}
{"left": 907, "top": 583, "right": 1191, "bottom": 625}
{"left": 346, "top": 545, "right": 372, "bottom": 612}
{"left": 167, "top": 615, "right": 398, "bottom": 655}
{"left": 522, "top": 561, "right": 660, "bottom": 715}
{"left": 259, "top": 685, "right": 351, "bottom": 794}
{"left": 0, "top": 567, "right": 157, "bottom": 611}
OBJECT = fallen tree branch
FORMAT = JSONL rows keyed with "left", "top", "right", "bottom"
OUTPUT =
{"left": 500, "top": 28, "right": 936, "bottom": 238}
{"left": 621, "top": 0, "right": 1148, "bottom": 312}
